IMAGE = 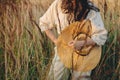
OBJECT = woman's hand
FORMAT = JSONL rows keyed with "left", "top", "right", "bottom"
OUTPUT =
{"left": 53, "top": 39, "right": 58, "bottom": 45}
{"left": 74, "top": 40, "right": 85, "bottom": 50}
{"left": 68, "top": 38, "right": 96, "bottom": 50}
{"left": 68, "top": 40, "right": 85, "bottom": 50}
{"left": 68, "top": 40, "right": 75, "bottom": 47}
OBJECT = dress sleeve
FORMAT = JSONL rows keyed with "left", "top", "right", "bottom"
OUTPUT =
{"left": 88, "top": 10, "right": 108, "bottom": 46}
{"left": 39, "top": 0, "right": 58, "bottom": 31}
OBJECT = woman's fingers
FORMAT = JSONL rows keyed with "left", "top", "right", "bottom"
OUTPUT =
{"left": 68, "top": 40, "right": 75, "bottom": 47}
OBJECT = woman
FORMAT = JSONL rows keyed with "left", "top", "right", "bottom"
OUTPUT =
{"left": 39, "top": 0, "right": 107, "bottom": 80}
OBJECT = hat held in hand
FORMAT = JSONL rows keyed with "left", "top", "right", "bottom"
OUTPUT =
{"left": 57, "top": 20, "right": 101, "bottom": 72}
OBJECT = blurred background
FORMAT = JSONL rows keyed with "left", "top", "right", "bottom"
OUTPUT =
{"left": 0, "top": 0, "right": 120, "bottom": 80}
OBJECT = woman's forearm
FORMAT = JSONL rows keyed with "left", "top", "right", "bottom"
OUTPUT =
{"left": 45, "top": 29, "right": 57, "bottom": 45}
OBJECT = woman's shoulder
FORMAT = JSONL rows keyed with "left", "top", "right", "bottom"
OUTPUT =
{"left": 87, "top": 9, "right": 101, "bottom": 20}
{"left": 87, "top": 9, "right": 104, "bottom": 28}
{"left": 49, "top": 0, "right": 61, "bottom": 7}
{"left": 53, "top": 0, "right": 62, "bottom": 5}
{"left": 50, "top": 0, "right": 62, "bottom": 10}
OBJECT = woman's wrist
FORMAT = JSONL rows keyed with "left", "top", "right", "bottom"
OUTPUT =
{"left": 85, "top": 38, "right": 96, "bottom": 46}
{"left": 53, "top": 39, "right": 58, "bottom": 45}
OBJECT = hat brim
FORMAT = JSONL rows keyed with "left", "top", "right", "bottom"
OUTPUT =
{"left": 57, "top": 20, "right": 101, "bottom": 72}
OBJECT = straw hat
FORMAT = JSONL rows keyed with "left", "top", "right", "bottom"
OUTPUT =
{"left": 57, "top": 20, "right": 101, "bottom": 72}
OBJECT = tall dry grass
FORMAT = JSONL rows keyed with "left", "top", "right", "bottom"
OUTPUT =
{"left": 0, "top": 0, "right": 54, "bottom": 80}
{"left": 0, "top": 0, "right": 119, "bottom": 80}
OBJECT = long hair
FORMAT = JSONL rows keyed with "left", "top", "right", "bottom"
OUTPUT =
{"left": 61, "top": 0, "right": 99, "bottom": 21}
